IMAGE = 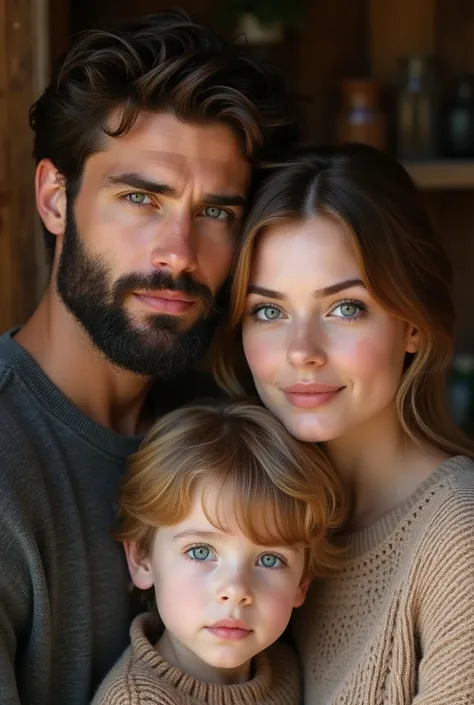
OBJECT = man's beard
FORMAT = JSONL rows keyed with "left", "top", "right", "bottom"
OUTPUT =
{"left": 56, "top": 205, "right": 221, "bottom": 378}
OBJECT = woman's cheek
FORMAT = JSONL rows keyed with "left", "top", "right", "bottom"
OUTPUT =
{"left": 243, "top": 326, "right": 281, "bottom": 383}
{"left": 351, "top": 331, "right": 406, "bottom": 377}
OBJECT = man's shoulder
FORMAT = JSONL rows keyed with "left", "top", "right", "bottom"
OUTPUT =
{"left": 0, "top": 330, "right": 35, "bottom": 405}
{"left": 0, "top": 364, "right": 48, "bottom": 499}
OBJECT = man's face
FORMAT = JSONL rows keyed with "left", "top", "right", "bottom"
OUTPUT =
{"left": 56, "top": 112, "right": 250, "bottom": 377}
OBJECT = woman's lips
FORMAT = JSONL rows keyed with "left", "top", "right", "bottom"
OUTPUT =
{"left": 282, "top": 383, "right": 344, "bottom": 409}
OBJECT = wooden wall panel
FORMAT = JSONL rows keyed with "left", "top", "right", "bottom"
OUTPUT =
{"left": 0, "top": 1, "right": 13, "bottom": 328}
{"left": 73, "top": 0, "right": 218, "bottom": 32}
{"left": 438, "top": 0, "right": 474, "bottom": 76}
{"left": 0, "top": 0, "right": 39, "bottom": 330}
{"left": 433, "top": 194, "right": 474, "bottom": 351}
{"left": 292, "top": 0, "right": 367, "bottom": 143}
{"left": 369, "top": 0, "right": 436, "bottom": 83}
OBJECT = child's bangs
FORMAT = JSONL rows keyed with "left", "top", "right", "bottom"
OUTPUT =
{"left": 200, "top": 459, "right": 317, "bottom": 549}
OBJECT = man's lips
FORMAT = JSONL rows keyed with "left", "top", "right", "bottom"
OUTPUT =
{"left": 282, "top": 382, "right": 344, "bottom": 409}
{"left": 206, "top": 619, "right": 253, "bottom": 641}
{"left": 133, "top": 289, "right": 197, "bottom": 315}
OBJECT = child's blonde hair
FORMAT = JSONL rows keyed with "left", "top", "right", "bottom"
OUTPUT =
{"left": 117, "top": 400, "right": 344, "bottom": 577}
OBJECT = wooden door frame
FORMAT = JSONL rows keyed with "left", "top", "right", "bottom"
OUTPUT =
{"left": 0, "top": 0, "right": 49, "bottom": 331}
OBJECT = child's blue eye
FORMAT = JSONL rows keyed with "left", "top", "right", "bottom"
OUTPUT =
{"left": 187, "top": 545, "right": 212, "bottom": 561}
{"left": 257, "top": 553, "right": 282, "bottom": 569}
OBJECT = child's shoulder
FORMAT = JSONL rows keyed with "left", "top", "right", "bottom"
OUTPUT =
{"left": 90, "top": 645, "right": 134, "bottom": 704}
{"left": 91, "top": 645, "right": 190, "bottom": 704}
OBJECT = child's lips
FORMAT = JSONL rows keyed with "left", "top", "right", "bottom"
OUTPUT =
{"left": 206, "top": 619, "right": 253, "bottom": 641}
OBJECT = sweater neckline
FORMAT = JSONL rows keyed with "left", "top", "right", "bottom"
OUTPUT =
{"left": 132, "top": 613, "right": 273, "bottom": 705}
{"left": 334, "top": 455, "right": 470, "bottom": 558}
{"left": 0, "top": 329, "right": 143, "bottom": 458}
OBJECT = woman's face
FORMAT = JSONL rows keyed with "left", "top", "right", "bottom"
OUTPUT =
{"left": 242, "top": 216, "right": 418, "bottom": 443}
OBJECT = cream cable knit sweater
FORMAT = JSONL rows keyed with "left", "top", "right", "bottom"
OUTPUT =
{"left": 92, "top": 613, "right": 301, "bottom": 705}
{"left": 293, "top": 455, "right": 474, "bottom": 704}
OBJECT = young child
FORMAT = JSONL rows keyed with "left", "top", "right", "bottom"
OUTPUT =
{"left": 92, "top": 400, "right": 342, "bottom": 704}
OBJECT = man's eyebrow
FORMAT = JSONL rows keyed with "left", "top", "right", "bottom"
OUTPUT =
{"left": 247, "top": 285, "right": 286, "bottom": 301}
{"left": 102, "top": 173, "right": 246, "bottom": 208}
{"left": 102, "top": 173, "right": 177, "bottom": 196}
{"left": 312, "top": 278, "right": 366, "bottom": 298}
{"left": 201, "top": 194, "right": 247, "bottom": 209}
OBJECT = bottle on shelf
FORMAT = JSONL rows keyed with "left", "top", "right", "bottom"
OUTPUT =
{"left": 396, "top": 55, "right": 439, "bottom": 161}
{"left": 442, "top": 74, "right": 474, "bottom": 159}
{"left": 449, "top": 353, "right": 474, "bottom": 435}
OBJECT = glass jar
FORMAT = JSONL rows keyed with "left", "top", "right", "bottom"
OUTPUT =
{"left": 336, "top": 79, "right": 387, "bottom": 151}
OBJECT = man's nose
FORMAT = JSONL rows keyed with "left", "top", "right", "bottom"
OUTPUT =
{"left": 150, "top": 213, "right": 198, "bottom": 276}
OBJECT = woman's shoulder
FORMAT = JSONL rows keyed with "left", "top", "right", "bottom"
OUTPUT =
{"left": 414, "top": 454, "right": 474, "bottom": 560}
{"left": 430, "top": 454, "right": 474, "bottom": 503}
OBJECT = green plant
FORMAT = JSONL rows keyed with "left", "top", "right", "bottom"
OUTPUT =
{"left": 225, "top": 0, "right": 309, "bottom": 29}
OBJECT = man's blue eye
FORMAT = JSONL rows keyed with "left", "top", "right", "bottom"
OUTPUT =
{"left": 204, "top": 206, "right": 228, "bottom": 220}
{"left": 126, "top": 192, "right": 151, "bottom": 205}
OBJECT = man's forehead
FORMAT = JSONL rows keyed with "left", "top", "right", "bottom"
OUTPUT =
{"left": 104, "top": 110, "right": 247, "bottom": 161}
{"left": 107, "top": 148, "right": 238, "bottom": 173}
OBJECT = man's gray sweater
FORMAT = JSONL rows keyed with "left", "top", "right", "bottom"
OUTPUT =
{"left": 0, "top": 330, "right": 213, "bottom": 705}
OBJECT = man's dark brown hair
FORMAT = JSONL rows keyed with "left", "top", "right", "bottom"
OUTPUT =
{"left": 29, "top": 8, "right": 299, "bottom": 256}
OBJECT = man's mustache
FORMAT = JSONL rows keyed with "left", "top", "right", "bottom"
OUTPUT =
{"left": 112, "top": 270, "right": 217, "bottom": 316}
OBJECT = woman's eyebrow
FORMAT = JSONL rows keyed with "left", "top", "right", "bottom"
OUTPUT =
{"left": 248, "top": 279, "right": 366, "bottom": 301}
{"left": 312, "top": 278, "right": 366, "bottom": 298}
{"left": 247, "top": 285, "right": 286, "bottom": 300}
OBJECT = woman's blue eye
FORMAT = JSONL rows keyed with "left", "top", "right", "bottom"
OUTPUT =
{"left": 257, "top": 553, "right": 282, "bottom": 568}
{"left": 332, "top": 302, "right": 365, "bottom": 319}
{"left": 204, "top": 206, "right": 228, "bottom": 220}
{"left": 187, "top": 546, "right": 212, "bottom": 561}
{"left": 255, "top": 306, "right": 281, "bottom": 321}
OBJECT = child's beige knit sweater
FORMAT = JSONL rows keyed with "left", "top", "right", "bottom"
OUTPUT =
{"left": 92, "top": 613, "right": 300, "bottom": 705}
{"left": 293, "top": 455, "right": 474, "bottom": 704}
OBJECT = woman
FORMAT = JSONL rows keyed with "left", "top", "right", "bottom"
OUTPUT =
{"left": 214, "top": 144, "right": 474, "bottom": 704}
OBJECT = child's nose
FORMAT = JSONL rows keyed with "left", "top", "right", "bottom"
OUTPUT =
{"left": 216, "top": 578, "right": 254, "bottom": 606}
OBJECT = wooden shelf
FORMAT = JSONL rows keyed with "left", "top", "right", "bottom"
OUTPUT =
{"left": 403, "top": 160, "right": 474, "bottom": 190}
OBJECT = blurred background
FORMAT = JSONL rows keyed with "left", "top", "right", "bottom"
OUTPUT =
{"left": 1, "top": 0, "right": 474, "bottom": 432}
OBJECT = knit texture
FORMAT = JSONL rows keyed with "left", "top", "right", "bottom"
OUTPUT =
{"left": 92, "top": 613, "right": 301, "bottom": 705}
{"left": 293, "top": 455, "right": 474, "bottom": 704}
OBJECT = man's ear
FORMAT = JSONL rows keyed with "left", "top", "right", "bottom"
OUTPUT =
{"left": 405, "top": 324, "right": 420, "bottom": 354}
{"left": 123, "top": 540, "right": 154, "bottom": 591}
{"left": 293, "top": 579, "right": 310, "bottom": 608}
{"left": 35, "top": 159, "right": 67, "bottom": 238}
